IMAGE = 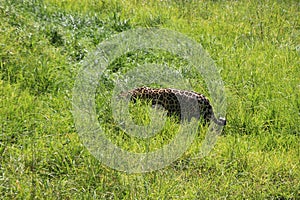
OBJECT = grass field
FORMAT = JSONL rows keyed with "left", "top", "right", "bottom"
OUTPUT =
{"left": 1, "top": 0, "right": 299, "bottom": 199}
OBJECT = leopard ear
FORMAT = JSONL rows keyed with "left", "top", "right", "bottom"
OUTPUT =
{"left": 219, "top": 117, "right": 226, "bottom": 126}
{"left": 212, "top": 116, "right": 226, "bottom": 126}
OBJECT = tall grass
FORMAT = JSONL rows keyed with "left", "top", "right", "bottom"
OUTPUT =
{"left": 1, "top": 0, "right": 299, "bottom": 199}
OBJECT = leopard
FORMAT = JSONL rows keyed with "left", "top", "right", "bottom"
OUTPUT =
{"left": 120, "top": 86, "right": 226, "bottom": 126}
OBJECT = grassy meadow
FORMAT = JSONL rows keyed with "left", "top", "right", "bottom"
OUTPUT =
{"left": 1, "top": 0, "right": 299, "bottom": 199}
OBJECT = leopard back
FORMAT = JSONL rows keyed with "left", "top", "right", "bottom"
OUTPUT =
{"left": 124, "top": 87, "right": 226, "bottom": 126}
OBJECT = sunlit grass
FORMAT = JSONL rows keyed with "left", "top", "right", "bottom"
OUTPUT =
{"left": 1, "top": 0, "right": 299, "bottom": 199}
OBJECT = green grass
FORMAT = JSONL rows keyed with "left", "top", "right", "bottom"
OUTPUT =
{"left": 1, "top": 0, "right": 299, "bottom": 199}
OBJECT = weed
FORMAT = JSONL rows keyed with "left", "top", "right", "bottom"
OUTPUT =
{"left": 1, "top": 0, "right": 299, "bottom": 199}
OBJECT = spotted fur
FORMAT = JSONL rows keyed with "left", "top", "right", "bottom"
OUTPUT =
{"left": 121, "top": 87, "right": 226, "bottom": 126}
